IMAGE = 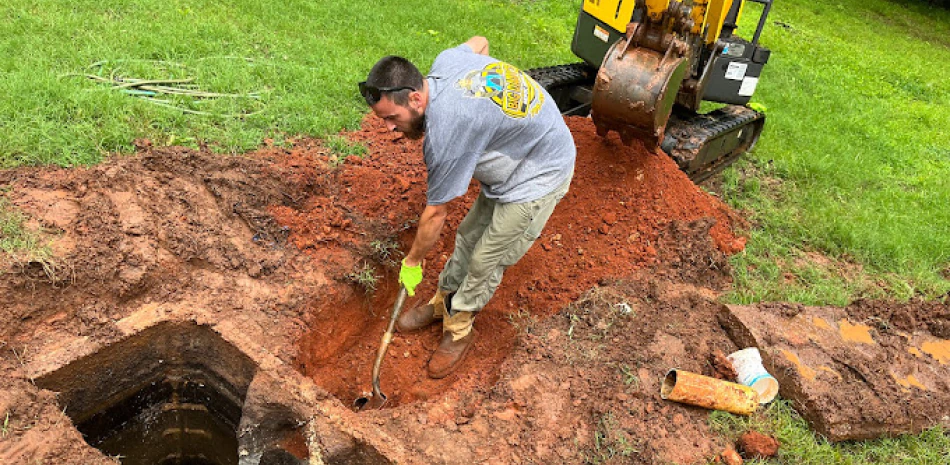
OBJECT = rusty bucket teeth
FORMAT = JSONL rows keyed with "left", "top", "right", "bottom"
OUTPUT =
{"left": 619, "top": 130, "right": 635, "bottom": 147}
{"left": 591, "top": 41, "right": 688, "bottom": 147}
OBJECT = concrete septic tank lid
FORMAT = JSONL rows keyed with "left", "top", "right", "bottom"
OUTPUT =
{"left": 24, "top": 315, "right": 407, "bottom": 465}
{"left": 719, "top": 303, "right": 950, "bottom": 441}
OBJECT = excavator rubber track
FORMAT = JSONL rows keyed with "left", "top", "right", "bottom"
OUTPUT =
{"left": 528, "top": 63, "right": 764, "bottom": 183}
{"left": 527, "top": 63, "right": 594, "bottom": 90}
{"left": 661, "top": 106, "right": 765, "bottom": 183}
{"left": 527, "top": 63, "right": 596, "bottom": 117}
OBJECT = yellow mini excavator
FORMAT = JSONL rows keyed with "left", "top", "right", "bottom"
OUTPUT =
{"left": 529, "top": 0, "right": 773, "bottom": 182}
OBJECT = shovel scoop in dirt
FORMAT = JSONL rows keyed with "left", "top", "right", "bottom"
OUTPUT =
{"left": 354, "top": 285, "right": 408, "bottom": 411}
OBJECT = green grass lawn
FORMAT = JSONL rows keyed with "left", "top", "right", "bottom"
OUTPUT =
{"left": 724, "top": 0, "right": 950, "bottom": 304}
{"left": 2, "top": 0, "right": 945, "bottom": 304}
{"left": 1, "top": 0, "right": 949, "bottom": 461}
{"left": 0, "top": 0, "right": 577, "bottom": 166}
{"left": 710, "top": 400, "right": 950, "bottom": 465}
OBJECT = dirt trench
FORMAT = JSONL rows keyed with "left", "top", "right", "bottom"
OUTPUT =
{"left": 1, "top": 115, "right": 752, "bottom": 465}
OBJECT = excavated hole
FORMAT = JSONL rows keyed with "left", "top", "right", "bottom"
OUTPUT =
{"left": 297, "top": 282, "right": 519, "bottom": 411}
{"left": 78, "top": 366, "right": 244, "bottom": 465}
{"left": 37, "top": 322, "right": 259, "bottom": 465}
{"left": 36, "top": 321, "right": 396, "bottom": 465}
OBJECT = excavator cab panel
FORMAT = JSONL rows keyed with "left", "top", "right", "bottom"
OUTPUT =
{"left": 571, "top": 0, "right": 632, "bottom": 68}
{"left": 701, "top": 0, "right": 773, "bottom": 105}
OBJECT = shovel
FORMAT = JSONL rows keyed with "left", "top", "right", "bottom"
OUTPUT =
{"left": 354, "top": 285, "right": 408, "bottom": 411}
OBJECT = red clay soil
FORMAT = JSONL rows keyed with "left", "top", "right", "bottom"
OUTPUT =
{"left": 711, "top": 349, "right": 740, "bottom": 381}
{"left": 737, "top": 431, "right": 780, "bottom": 459}
{"left": 271, "top": 115, "right": 747, "bottom": 407}
{"left": 0, "top": 114, "right": 748, "bottom": 465}
{"left": 373, "top": 266, "right": 746, "bottom": 464}
{"left": 0, "top": 149, "right": 322, "bottom": 465}
{"left": 720, "top": 448, "right": 744, "bottom": 465}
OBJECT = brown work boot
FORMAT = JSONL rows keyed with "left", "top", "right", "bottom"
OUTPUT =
{"left": 396, "top": 302, "right": 439, "bottom": 333}
{"left": 427, "top": 328, "right": 477, "bottom": 379}
{"left": 396, "top": 289, "right": 450, "bottom": 333}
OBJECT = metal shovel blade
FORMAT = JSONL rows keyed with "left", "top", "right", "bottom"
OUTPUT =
{"left": 353, "top": 286, "right": 407, "bottom": 411}
{"left": 353, "top": 391, "right": 388, "bottom": 411}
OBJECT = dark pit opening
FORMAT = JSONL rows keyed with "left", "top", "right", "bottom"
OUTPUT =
{"left": 79, "top": 366, "right": 243, "bottom": 465}
{"left": 37, "top": 322, "right": 258, "bottom": 465}
{"left": 37, "top": 320, "right": 396, "bottom": 465}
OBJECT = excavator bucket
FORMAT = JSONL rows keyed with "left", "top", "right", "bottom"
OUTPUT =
{"left": 590, "top": 40, "right": 688, "bottom": 148}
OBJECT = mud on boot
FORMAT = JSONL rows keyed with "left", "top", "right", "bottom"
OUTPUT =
{"left": 427, "top": 328, "right": 477, "bottom": 379}
{"left": 396, "top": 290, "right": 450, "bottom": 333}
{"left": 395, "top": 302, "right": 439, "bottom": 333}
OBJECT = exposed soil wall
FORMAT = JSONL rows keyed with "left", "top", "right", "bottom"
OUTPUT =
{"left": 720, "top": 298, "right": 950, "bottom": 442}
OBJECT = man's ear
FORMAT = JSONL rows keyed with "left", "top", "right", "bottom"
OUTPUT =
{"left": 408, "top": 90, "right": 425, "bottom": 110}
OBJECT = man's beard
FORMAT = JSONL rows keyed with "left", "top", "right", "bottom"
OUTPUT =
{"left": 403, "top": 109, "right": 426, "bottom": 140}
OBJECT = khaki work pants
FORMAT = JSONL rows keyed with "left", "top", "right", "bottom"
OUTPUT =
{"left": 433, "top": 172, "right": 573, "bottom": 340}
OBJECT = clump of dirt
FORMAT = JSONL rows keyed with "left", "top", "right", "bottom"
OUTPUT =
{"left": 759, "top": 302, "right": 805, "bottom": 319}
{"left": 737, "top": 431, "right": 780, "bottom": 459}
{"left": 0, "top": 372, "right": 113, "bottom": 464}
{"left": 711, "top": 349, "right": 739, "bottom": 381}
{"left": 720, "top": 447, "right": 743, "bottom": 465}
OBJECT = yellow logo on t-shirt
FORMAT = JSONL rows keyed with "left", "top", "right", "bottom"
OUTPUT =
{"left": 456, "top": 62, "right": 545, "bottom": 119}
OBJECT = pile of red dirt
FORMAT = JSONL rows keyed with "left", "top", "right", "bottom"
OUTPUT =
{"left": 269, "top": 115, "right": 747, "bottom": 407}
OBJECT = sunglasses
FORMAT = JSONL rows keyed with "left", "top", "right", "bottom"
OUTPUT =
{"left": 358, "top": 81, "right": 416, "bottom": 105}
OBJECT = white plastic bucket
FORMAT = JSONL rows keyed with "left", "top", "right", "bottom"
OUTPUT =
{"left": 727, "top": 347, "right": 779, "bottom": 404}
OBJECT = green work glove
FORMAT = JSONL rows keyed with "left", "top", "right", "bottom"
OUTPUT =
{"left": 399, "top": 259, "right": 423, "bottom": 297}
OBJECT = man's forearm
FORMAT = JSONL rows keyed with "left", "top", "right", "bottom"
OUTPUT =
{"left": 404, "top": 204, "right": 448, "bottom": 266}
{"left": 464, "top": 36, "right": 489, "bottom": 56}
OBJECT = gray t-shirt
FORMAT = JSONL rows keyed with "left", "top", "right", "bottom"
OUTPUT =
{"left": 423, "top": 44, "right": 576, "bottom": 205}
